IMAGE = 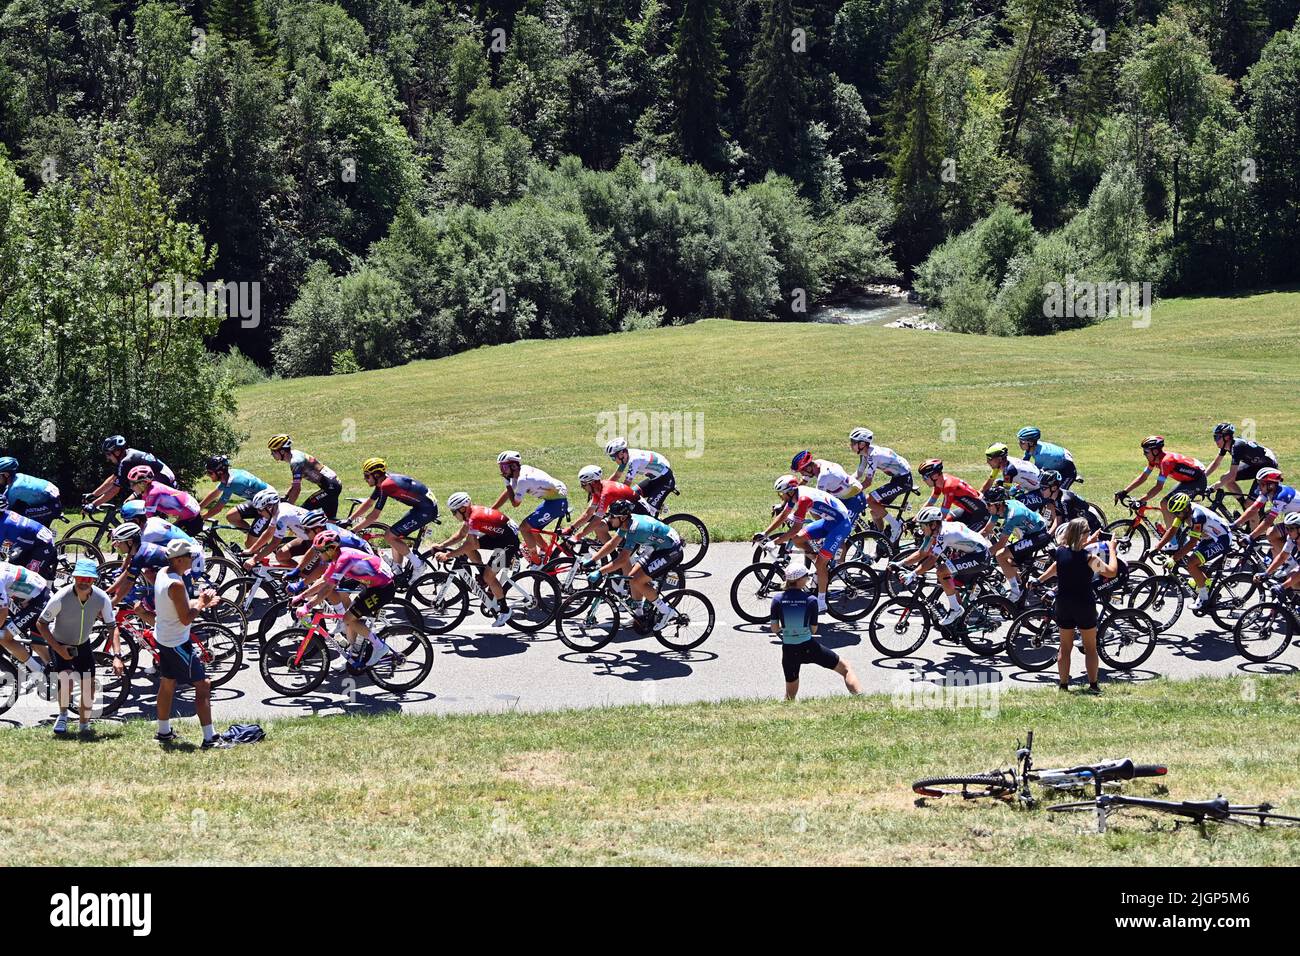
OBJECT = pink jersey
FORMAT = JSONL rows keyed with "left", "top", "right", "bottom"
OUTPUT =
{"left": 325, "top": 547, "right": 393, "bottom": 588}
{"left": 142, "top": 481, "right": 200, "bottom": 521}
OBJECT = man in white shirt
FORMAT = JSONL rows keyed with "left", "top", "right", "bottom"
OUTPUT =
{"left": 153, "top": 539, "right": 229, "bottom": 749}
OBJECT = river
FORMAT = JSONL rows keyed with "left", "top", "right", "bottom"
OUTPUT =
{"left": 809, "top": 293, "right": 929, "bottom": 326}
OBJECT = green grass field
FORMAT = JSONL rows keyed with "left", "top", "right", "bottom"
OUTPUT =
{"left": 2, "top": 675, "right": 1298, "bottom": 865}
{"left": 230, "top": 290, "right": 1300, "bottom": 540}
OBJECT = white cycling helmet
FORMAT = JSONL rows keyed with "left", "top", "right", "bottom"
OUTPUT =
{"left": 1283, "top": 512, "right": 1300, "bottom": 528}
{"left": 110, "top": 522, "right": 141, "bottom": 542}
{"left": 447, "top": 491, "right": 472, "bottom": 512}
{"left": 252, "top": 489, "right": 281, "bottom": 511}
{"left": 605, "top": 437, "right": 628, "bottom": 457}
{"left": 916, "top": 506, "right": 943, "bottom": 524}
{"left": 849, "top": 427, "right": 873, "bottom": 444}
{"left": 497, "top": 450, "right": 522, "bottom": 465}
{"left": 578, "top": 465, "right": 603, "bottom": 484}
{"left": 774, "top": 474, "right": 800, "bottom": 494}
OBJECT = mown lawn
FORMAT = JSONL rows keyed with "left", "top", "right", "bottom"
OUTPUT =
{"left": 3, "top": 674, "right": 1298, "bottom": 865}
{"left": 230, "top": 290, "right": 1300, "bottom": 540}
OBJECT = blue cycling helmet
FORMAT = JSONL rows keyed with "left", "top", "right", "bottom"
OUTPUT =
{"left": 0, "top": 457, "right": 17, "bottom": 474}
{"left": 791, "top": 450, "right": 814, "bottom": 471}
{"left": 120, "top": 500, "right": 146, "bottom": 520}
{"left": 1017, "top": 426, "right": 1041, "bottom": 443}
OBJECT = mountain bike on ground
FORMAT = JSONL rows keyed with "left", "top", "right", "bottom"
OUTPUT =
{"left": 1049, "top": 793, "right": 1300, "bottom": 834}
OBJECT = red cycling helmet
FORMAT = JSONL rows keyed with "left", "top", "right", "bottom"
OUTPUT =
{"left": 312, "top": 530, "right": 341, "bottom": 550}
{"left": 127, "top": 465, "right": 155, "bottom": 483}
{"left": 1257, "top": 468, "right": 1283, "bottom": 485}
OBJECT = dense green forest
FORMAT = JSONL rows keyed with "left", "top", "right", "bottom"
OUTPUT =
{"left": 2, "top": 0, "right": 1298, "bottom": 400}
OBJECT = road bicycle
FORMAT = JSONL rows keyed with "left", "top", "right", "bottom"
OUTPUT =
{"left": 259, "top": 605, "right": 433, "bottom": 696}
{"left": 555, "top": 571, "right": 715, "bottom": 652}
{"left": 56, "top": 499, "right": 122, "bottom": 550}
{"left": 1104, "top": 496, "right": 1177, "bottom": 564}
{"left": 409, "top": 549, "right": 560, "bottom": 634}
{"left": 868, "top": 561, "right": 1022, "bottom": 658}
{"left": 1126, "top": 534, "right": 1269, "bottom": 633}
{"left": 104, "top": 608, "right": 243, "bottom": 695}
{"left": 843, "top": 486, "right": 920, "bottom": 567}
{"left": 643, "top": 487, "right": 710, "bottom": 572}
{"left": 912, "top": 730, "right": 1167, "bottom": 809}
{"left": 1049, "top": 793, "right": 1300, "bottom": 833}
{"left": 729, "top": 539, "right": 882, "bottom": 625}
{"left": 1231, "top": 579, "right": 1300, "bottom": 662}
{"left": 1003, "top": 585, "right": 1157, "bottom": 671}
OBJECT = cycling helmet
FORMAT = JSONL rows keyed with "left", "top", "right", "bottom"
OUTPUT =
{"left": 1257, "top": 468, "right": 1283, "bottom": 485}
{"left": 497, "top": 450, "right": 522, "bottom": 465}
{"left": 110, "top": 522, "right": 141, "bottom": 542}
{"left": 362, "top": 457, "right": 387, "bottom": 477}
{"left": 252, "top": 489, "right": 281, "bottom": 510}
{"left": 1167, "top": 493, "right": 1192, "bottom": 514}
{"left": 849, "top": 427, "right": 873, "bottom": 444}
{"left": 1017, "top": 426, "right": 1041, "bottom": 443}
{"left": 205, "top": 454, "right": 230, "bottom": 472}
{"left": 127, "top": 465, "right": 154, "bottom": 483}
{"left": 578, "top": 465, "right": 603, "bottom": 485}
{"left": 605, "top": 437, "right": 628, "bottom": 457}
{"left": 0, "top": 494, "right": 7, "bottom": 511}
{"left": 101, "top": 435, "right": 127, "bottom": 454}
{"left": 267, "top": 434, "right": 292, "bottom": 451}
{"left": 312, "top": 530, "right": 340, "bottom": 550}
{"left": 120, "top": 500, "right": 145, "bottom": 520}
{"left": 919, "top": 459, "right": 944, "bottom": 478}
{"left": 916, "top": 506, "right": 943, "bottom": 524}
{"left": 0, "top": 457, "right": 17, "bottom": 474}
{"left": 984, "top": 486, "right": 1009, "bottom": 503}
{"left": 301, "top": 509, "right": 328, "bottom": 529}
{"left": 1213, "top": 422, "right": 1235, "bottom": 439}
{"left": 1141, "top": 435, "right": 1165, "bottom": 451}
{"left": 791, "top": 450, "right": 814, "bottom": 471}
{"left": 1040, "top": 469, "right": 1063, "bottom": 487}
{"left": 774, "top": 474, "right": 800, "bottom": 494}
{"left": 985, "top": 442, "right": 1009, "bottom": 458}
{"left": 607, "top": 499, "right": 635, "bottom": 519}
{"left": 1282, "top": 512, "right": 1300, "bottom": 528}
{"left": 447, "top": 491, "right": 472, "bottom": 512}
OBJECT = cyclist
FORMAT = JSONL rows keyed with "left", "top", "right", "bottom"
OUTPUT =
{"left": 433, "top": 492, "right": 520, "bottom": 627}
{"left": 1016, "top": 427, "right": 1078, "bottom": 488}
{"left": 754, "top": 475, "right": 854, "bottom": 614}
{"left": 1231, "top": 469, "right": 1299, "bottom": 560}
{"left": 119, "top": 501, "right": 208, "bottom": 578}
{"left": 570, "top": 466, "right": 648, "bottom": 544}
{"left": 266, "top": 435, "right": 343, "bottom": 517}
{"left": 1207, "top": 422, "right": 1278, "bottom": 506}
{"left": 297, "top": 530, "right": 396, "bottom": 669}
{"left": 848, "top": 428, "right": 911, "bottom": 543}
{"left": 106, "top": 522, "right": 172, "bottom": 608}
{"left": 243, "top": 489, "right": 315, "bottom": 568}
{"left": 491, "top": 451, "right": 569, "bottom": 566}
{"left": 792, "top": 449, "right": 867, "bottom": 558}
{"left": 197, "top": 454, "right": 270, "bottom": 519}
{"left": 349, "top": 458, "right": 438, "bottom": 576}
{"left": 1254, "top": 512, "right": 1300, "bottom": 593}
{"left": 982, "top": 442, "right": 1046, "bottom": 511}
{"left": 582, "top": 499, "right": 683, "bottom": 630}
{"left": 89, "top": 435, "right": 176, "bottom": 505}
{"left": 918, "top": 459, "right": 990, "bottom": 531}
{"left": 127, "top": 466, "right": 204, "bottom": 536}
{"left": 0, "top": 560, "right": 53, "bottom": 684}
{"left": 285, "top": 509, "right": 373, "bottom": 594}
{"left": 0, "top": 457, "right": 62, "bottom": 527}
{"left": 891, "top": 506, "right": 992, "bottom": 625}
{"left": 0, "top": 495, "right": 58, "bottom": 579}
{"left": 606, "top": 438, "right": 675, "bottom": 515}
{"left": 1147, "top": 493, "right": 1231, "bottom": 611}
{"left": 1116, "top": 436, "right": 1207, "bottom": 527}
{"left": 984, "top": 486, "right": 1052, "bottom": 602}
{"left": 1038, "top": 470, "right": 1100, "bottom": 533}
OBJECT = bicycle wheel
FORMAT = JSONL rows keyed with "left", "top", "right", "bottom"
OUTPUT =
{"left": 729, "top": 562, "right": 785, "bottom": 624}
{"left": 868, "top": 597, "right": 931, "bottom": 657}
{"left": 845, "top": 528, "right": 894, "bottom": 566}
{"left": 912, "top": 773, "right": 1018, "bottom": 800}
{"left": 1100, "top": 561, "right": 1153, "bottom": 609}
{"left": 193, "top": 622, "right": 243, "bottom": 688}
{"left": 655, "top": 589, "right": 714, "bottom": 651}
{"left": 216, "top": 575, "right": 282, "bottom": 625}
{"left": 824, "top": 561, "right": 881, "bottom": 621}
{"left": 962, "top": 594, "right": 1017, "bottom": 657}
{"left": 200, "top": 556, "right": 242, "bottom": 590}
{"left": 662, "top": 513, "right": 709, "bottom": 571}
{"left": 59, "top": 521, "right": 107, "bottom": 547}
{"left": 504, "top": 570, "right": 561, "bottom": 633}
{"left": 0, "top": 656, "right": 20, "bottom": 715}
{"left": 57, "top": 538, "right": 103, "bottom": 575}
{"left": 1097, "top": 608, "right": 1157, "bottom": 670}
{"left": 408, "top": 571, "right": 470, "bottom": 634}
{"left": 1006, "top": 608, "right": 1058, "bottom": 671}
{"left": 259, "top": 627, "right": 331, "bottom": 695}
{"left": 201, "top": 596, "right": 249, "bottom": 639}
{"left": 1125, "top": 574, "right": 1183, "bottom": 633}
{"left": 1085, "top": 501, "right": 1109, "bottom": 527}
{"left": 368, "top": 625, "right": 434, "bottom": 693}
{"left": 1233, "top": 602, "right": 1296, "bottom": 663}
{"left": 1105, "top": 520, "right": 1151, "bottom": 563}
{"left": 1208, "top": 571, "right": 1264, "bottom": 631}
{"left": 556, "top": 590, "right": 619, "bottom": 651}
{"left": 87, "top": 642, "right": 138, "bottom": 717}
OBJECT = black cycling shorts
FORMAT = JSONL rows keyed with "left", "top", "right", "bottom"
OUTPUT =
{"left": 350, "top": 582, "right": 396, "bottom": 620}
{"left": 640, "top": 544, "right": 683, "bottom": 580}
{"left": 782, "top": 639, "right": 840, "bottom": 683}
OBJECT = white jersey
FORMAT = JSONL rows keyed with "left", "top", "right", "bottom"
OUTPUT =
{"left": 1182, "top": 504, "right": 1230, "bottom": 539}
{"left": 929, "top": 521, "right": 991, "bottom": 556}
{"left": 803, "top": 460, "right": 862, "bottom": 499}
{"left": 152, "top": 567, "right": 191, "bottom": 647}
{"left": 140, "top": 517, "right": 207, "bottom": 574}
{"left": 856, "top": 445, "right": 910, "bottom": 482}
{"left": 507, "top": 465, "right": 567, "bottom": 502}
{"left": 0, "top": 562, "right": 47, "bottom": 606}
{"left": 273, "top": 503, "right": 313, "bottom": 541}
{"left": 996, "top": 457, "right": 1042, "bottom": 491}
{"left": 622, "top": 449, "right": 671, "bottom": 482}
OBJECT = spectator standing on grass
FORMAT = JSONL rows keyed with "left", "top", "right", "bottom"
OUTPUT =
{"left": 34, "top": 558, "right": 119, "bottom": 736}
{"left": 153, "top": 539, "right": 230, "bottom": 749}
{"left": 1033, "top": 517, "right": 1118, "bottom": 695}
{"left": 771, "top": 564, "right": 861, "bottom": 700}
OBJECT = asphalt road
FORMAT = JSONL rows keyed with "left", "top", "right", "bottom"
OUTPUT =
{"left": 4, "top": 543, "right": 1296, "bottom": 730}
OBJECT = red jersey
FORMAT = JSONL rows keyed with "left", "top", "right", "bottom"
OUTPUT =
{"left": 592, "top": 480, "right": 639, "bottom": 515}
{"left": 1154, "top": 452, "right": 1205, "bottom": 483}
{"left": 465, "top": 505, "right": 517, "bottom": 539}
{"left": 930, "top": 475, "right": 985, "bottom": 513}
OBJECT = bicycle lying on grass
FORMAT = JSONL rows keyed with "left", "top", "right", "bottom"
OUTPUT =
{"left": 912, "top": 730, "right": 1167, "bottom": 809}
{"left": 1048, "top": 793, "right": 1300, "bottom": 833}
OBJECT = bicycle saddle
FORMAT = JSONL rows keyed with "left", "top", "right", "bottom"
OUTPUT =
{"left": 1180, "top": 796, "right": 1232, "bottom": 818}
